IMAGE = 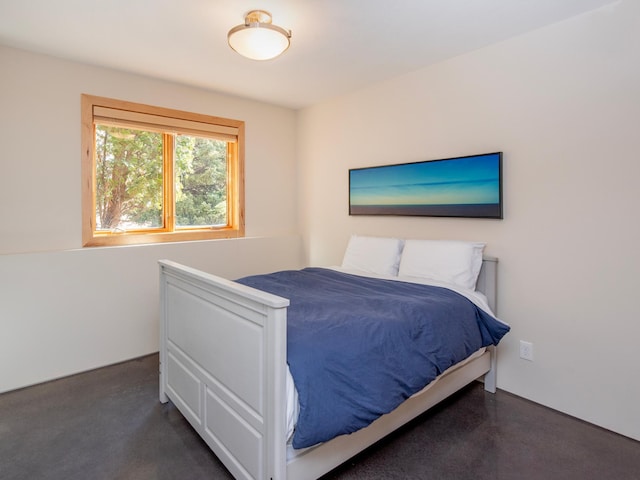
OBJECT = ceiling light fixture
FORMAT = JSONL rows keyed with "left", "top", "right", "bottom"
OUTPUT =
{"left": 227, "top": 10, "right": 291, "bottom": 61}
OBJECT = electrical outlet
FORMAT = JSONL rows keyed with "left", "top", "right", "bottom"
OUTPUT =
{"left": 519, "top": 340, "right": 534, "bottom": 361}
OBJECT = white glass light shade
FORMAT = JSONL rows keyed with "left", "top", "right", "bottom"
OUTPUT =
{"left": 228, "top": 10, "right": 291, "bottom": 61}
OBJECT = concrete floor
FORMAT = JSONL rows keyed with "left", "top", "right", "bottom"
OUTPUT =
{"left": 1, "top": 354, "right": 638, "bottom": 480}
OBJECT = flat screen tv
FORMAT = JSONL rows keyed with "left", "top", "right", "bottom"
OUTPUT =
{"left": 349, "top": 152, "right": 503, "bottom": 219}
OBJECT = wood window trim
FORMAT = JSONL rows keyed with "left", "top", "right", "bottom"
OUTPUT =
{"left": 81, "top": 94, "right": 245, "bottom": 247}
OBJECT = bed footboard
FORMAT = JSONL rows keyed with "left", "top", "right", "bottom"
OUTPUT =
{"left": 159, "top": 260, "right": 289, "bottom": 480}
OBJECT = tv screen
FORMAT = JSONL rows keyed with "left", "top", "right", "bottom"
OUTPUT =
{"left": 349, "top": 152, "right": 502, "bottom": 219}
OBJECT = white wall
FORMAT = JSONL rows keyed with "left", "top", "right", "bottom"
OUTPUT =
{"left": 0, "top": 46, "right": 298, "bottom": 254}
{"left": 0, "top": 46, "right": 302, "bottom": 392}
{"left": 0, "top": 236, "right": 302, "bottom": 393}
{"left": 297, "top": 1, "right": 640, "bottom": 441}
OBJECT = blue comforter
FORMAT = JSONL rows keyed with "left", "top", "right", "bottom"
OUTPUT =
{"left": 236, "top": 268, "right": 509, "bottom": 448}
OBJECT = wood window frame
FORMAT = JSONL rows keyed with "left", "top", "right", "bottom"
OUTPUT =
{"left": 81, "top": 94, "right": 245, "bottom": 247}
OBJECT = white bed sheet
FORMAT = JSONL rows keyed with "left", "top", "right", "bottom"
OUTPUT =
{"left": 284, "top": 267, "right": 505, "bottom": 442}
{"left": 329, "top": 266, "right": 503, "bottom": 320}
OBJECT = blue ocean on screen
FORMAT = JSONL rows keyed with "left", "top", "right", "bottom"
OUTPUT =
{"left": 349, "top": 152, "right": 502, "bottom": 218}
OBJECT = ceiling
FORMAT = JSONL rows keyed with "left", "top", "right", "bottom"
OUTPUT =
{"left": 0, "top": 0, "right": 617, "bottom": 109}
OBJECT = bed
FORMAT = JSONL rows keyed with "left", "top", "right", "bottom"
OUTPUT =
{"left": 158, "top": 237, "right": 509, "bottom": 480}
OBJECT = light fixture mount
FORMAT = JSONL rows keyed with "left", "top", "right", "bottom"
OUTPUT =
{"left": 244, "top": 10, "right": 273, "bottom": 25}
{"left": 227, "top": 10, "right": 292, "bottom": 61}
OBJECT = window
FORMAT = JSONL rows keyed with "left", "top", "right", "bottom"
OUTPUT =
{"left": 81, "top": 94, "right": 244, "bottom": 247}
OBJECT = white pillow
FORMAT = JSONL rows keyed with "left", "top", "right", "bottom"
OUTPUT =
{"left": 341, "top": 235, "right": 404, "bottom": 276}
{"left": 398, "top": 240, "right": 485, "bottom": 290}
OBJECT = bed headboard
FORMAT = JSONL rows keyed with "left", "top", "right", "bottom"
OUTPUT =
{"left": 476, "top": 257, "right": 498, "bottom": 314}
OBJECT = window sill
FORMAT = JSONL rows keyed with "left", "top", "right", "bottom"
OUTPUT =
{"left": 83, "top": 228, "right": 244, "bottom": 247}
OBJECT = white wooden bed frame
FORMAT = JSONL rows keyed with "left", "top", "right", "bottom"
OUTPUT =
{"left": 159, "top": 258, "right": 499, "bottom": 480}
